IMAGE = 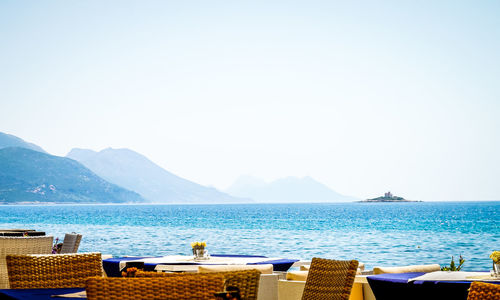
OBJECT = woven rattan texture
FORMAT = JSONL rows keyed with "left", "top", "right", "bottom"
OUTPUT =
{"left": 0, "top": 236, "right": 53, "bottom": 289}
{"left": 467, "top": 281, "right": 500, "bottom": 300}
{"left": 60, "top": 233, "right": 82, "bottom": 254}
{"left": 86, "top": 274, "right": 224, "bottom": 300}
{"left": 6, "top": 252, "right": 103, "bottom": 289}
{"left": 301, "top": 257, "right": 359, "bottom": 300}
{"left": 136, "top": 269, "right": 261, "bottom": 300}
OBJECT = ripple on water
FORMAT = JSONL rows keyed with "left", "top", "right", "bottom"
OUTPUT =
{"left": 0, "top": 202, "right": 498, "bottom": 270}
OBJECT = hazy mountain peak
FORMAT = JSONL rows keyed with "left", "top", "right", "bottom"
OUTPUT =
{"left": 98, "top": 148, "right": 158, "bottom": 166}
{"left": 226, "top": 175, "right": 358, "bottom": 203}
{"left": 67, "top": 148, "right": 97, "bottom": 161}
{"left": 69, "top": 147, "right": 158, "bottom": 170}
{"left": 67, "top": 147, "right": 249, "bottom": 204}
{"left": 0, "top": 132, "right": 47, "bottom": 153}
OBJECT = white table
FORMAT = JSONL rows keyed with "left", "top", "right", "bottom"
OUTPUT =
{"left": 116, "top": 255, "right": 292, "bottom": 273}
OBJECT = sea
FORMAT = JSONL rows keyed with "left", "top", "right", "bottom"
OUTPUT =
{"left": 0, "top": 202, "right": 498, "bottom": 271}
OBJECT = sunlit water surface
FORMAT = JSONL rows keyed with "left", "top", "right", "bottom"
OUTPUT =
{"left": 0, "top": 202, "right": 498, "bottom": 270}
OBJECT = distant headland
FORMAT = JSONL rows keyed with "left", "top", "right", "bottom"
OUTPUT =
{"left": 359, "top": 191, "right": 422, "bottom": 203}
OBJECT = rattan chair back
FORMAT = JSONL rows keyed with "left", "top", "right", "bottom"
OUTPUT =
{"left": 6, "top": 252, "right": 103, "bottom": 289}
{"left": 467, "top": 281, "right": 500, "bottom": 300}
{"left": 86, "top": 274, "right": 224, "bottom": 300}
{"left": 301, "top": 257, "right": 359, "bottom": 300}
{"left": 0, "top": 236, "right": 53, "bottom": 288}
{"left": 218, "top": 269, "right": 261, "bottom": 300}
{"left": 60, "top": 233, "right": 82, "bottom": 254}
{"left": 135, "top": 269, "right": 261, "bottom": 300}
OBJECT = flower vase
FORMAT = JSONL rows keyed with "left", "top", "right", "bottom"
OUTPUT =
{"left": 494, "top": 263, "right": 500, "bottom": 277}
{"left": 195, "top": 248, "right": 209, "bottom": 260}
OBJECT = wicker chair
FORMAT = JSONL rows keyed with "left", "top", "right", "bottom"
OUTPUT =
{"left": 301, "top": 257, "right": 359, "bottom": 300}
{"left": 467, "top": 281, "right": 500, "bottom": 300}
{"left": 6, "top": 252, "right": 103, "bottom": 289}
{"left": 60, "top": 233, "right": 82, "bottom": 253}
{"left": 0, "top": 236, "right": 53, "bottom": 288}
{"left": 135, "top": 269, "right": 262, "bottom": 300}
{"left": 86, "top": 274, "right": 225, "bottom": 300}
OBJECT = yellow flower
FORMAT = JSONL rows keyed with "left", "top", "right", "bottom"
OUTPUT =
{"left": 490, "top": 251, "right": 500, "bottom": 263}
{"left": 191, "top": 241, "right": 207, "bottom": 249}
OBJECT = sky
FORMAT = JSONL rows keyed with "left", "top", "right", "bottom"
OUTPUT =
{"left": 1, "top": 1, "right": 499, "bottom": 201}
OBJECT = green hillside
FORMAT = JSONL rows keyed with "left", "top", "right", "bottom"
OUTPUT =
{"left": 0, "top": 147, "right": 144, "bottom": 203}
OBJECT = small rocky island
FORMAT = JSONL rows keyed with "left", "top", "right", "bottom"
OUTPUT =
{"left": 359, "top": 191, "right": 421, "bottom": 202}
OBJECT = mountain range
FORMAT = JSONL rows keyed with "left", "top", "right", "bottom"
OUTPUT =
{"left": 226, "top": 175, "right": 358, "bottom": 203}
{"left": 66, "top": 148, "right": 248, "bottom": 204}
{"left": 0, "top": 131, "right": 357, "bottom": 204}
{"left": 0, "top": 147, "right": 143, "bottom": 203}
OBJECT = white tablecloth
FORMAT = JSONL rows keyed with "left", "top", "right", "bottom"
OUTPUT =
{"left": 408, "top": 271, "right": 499, "bottom": 282}
{"left": 118, "top": 255, "right": 282, "bottom": 271}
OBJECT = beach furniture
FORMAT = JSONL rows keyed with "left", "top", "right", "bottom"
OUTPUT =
{"left": 292, "top": 261, "right": 366, "bottom": 278}
{"left": 6, "top": 252, "right": 103, "bottom": 289}
{"left": 199, "top": 269, "right": 262, "bottom": 300}
{"left": 197, "top": 265, "right": 274, "bottom": 300}
{"left": 198, "top": 264, "right": 279, "bottom": 300}
{"left": 301, "top": 257, "right": 359, "bottom": 300}
{"left": 367, "top": 271, "right": 500, "bottom": 300}
{"left": 102, "top": 255, "right": 295, "bottom": 299}
{"left": 0, "top": 229, "right": 46, "bottom": 237}
{"left": 301, "top": 262, "right": 365, "bottom": 272}
{"left": 103, "top": 254, "right": 297, "bottom": 276}
{"left": 198, "top": 264, "right": 273, "bottom": 274}
{"left": 278, "top": 275, "right": 371, "bottom": 300}
{"left": 0, "top": 236, "right": 53, "bottom": 288}
{"left": 467, "top": 281, "right": 500, "bottom": 300}
{"left": 86, "top": 273, "right": 225, "bottom": 300}
{"left": 279, "top": 258, "right": 361, "bottom": 300}
{"left": 59, "top": 233, "right": 83, "bottom": 253}
{"left": 136, "top": 269, "right": 262, "bottom": 300}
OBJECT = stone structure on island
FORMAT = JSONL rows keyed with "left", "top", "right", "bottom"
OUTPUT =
{"left": 359, "top": 191, "right": 421, "bottom": 202}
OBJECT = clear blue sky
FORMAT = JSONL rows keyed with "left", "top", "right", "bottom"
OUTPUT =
{"left": 1, "top": 1, "right": 499, "bottom": 201}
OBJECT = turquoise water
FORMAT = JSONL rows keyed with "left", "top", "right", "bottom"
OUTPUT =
{"left": 0, "top": 202, "right": 498, "bottom": 270}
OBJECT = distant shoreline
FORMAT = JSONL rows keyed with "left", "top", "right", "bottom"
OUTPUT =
{"left": 1, "top": 200, "right": 498, "bottom": 206}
